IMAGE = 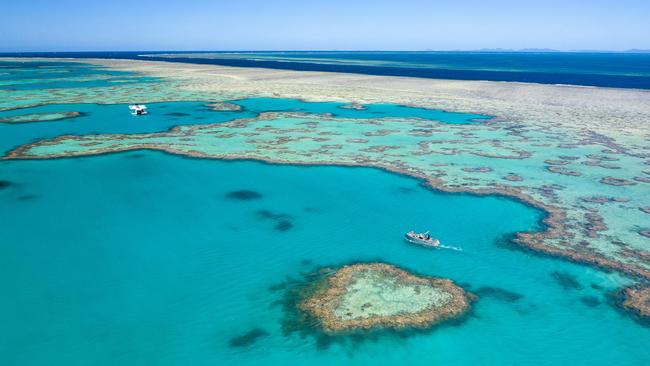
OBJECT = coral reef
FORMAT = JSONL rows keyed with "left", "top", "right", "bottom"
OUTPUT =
{"left": 616, "top": 285, "right": 650, "bottom": 321}
{"left": 0, "top": 111, "right": 81, "bottom": 123}
{"left": 299, "top": 263, "right": 473, "bottom": 333}
{"left": 206, "top": 102, "right": 242, "bottom": 111}
{"left": 3, "top": 57, "right": 650, "bottom": 318}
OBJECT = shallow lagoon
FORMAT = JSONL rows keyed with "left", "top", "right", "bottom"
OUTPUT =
{"left": 0, "top": 102, "right": 251, "bottom": 154}
{"left": 0, "top": 96, "right": 486, "bottom": 154}
{"left": 0, "top": 151, "right": 648, "bottom": 366}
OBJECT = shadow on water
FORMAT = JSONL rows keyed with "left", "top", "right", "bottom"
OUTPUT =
{"left": 0, "top": 180, "right": 13, "bottom": 190}
{"left": 550, "top": 271, "right": 583, "bottom": 291}
{"left": 256, "top": 210, "right": 294, "bottom": 232}
{"left": 471, "top": 286, "right": 523, "bottom": 303}
{"left": 580, "top": 296, "right": 601, "bottom": 308}
{"left": 227, "top": 328, "right": 270, "bottom": 349}
{"left": 225, "top": 190, "right": 263, "bottom": 200}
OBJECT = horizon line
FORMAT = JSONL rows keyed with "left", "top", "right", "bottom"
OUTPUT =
{"left": 1, "top": 49, "right": 650, "bottom": 54}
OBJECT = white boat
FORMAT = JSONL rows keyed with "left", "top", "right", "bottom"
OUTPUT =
{"left": 405, "top": 231, "right": 440, "bottom": 247}
{"left": 128, "top": 104, "right": 148, "bottom": 115}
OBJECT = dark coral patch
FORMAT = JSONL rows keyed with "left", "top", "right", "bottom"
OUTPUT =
{"left": 396, "top": 187, "right": 415, "bottom": 194}
{"left": 587, "top": 154, "right": 619, "bottom": 161}
{"left": 462, "top": 167, "right": 493, "bottom": 173}
{"left": 228, "top": 328, "right": 269, "bottom": 348}
{"left": 609, "top": 286, "right": 650, "bottom": 327}
{"left": 590, "top": 283, "right": 603, "bottom": 290}
{"left": 256, "top": 210, "right": 294, "bottom": 231}
{"left": 600, "top": 177, "right": 636, "bottom": 186}
{"left": 0, "top": 180, "right": 13, "bottom": 190}
{"left": 581, "top": 160, "right": 620, "bottom": 169}
{"left": 558, "top": 155, "right": 581, "bottom": 161}
{"left": 226, "top": 190, "right": 262, "bottom": 200}
{"left": 339, "top": 102, "right": 366, "bottom": 110}
{"left": 581, "top": 196, "right": 629, "bottom": 204}
{"left": 268, "top": 282, "right": 287, "bottom": 292}
{"left": 124, "top": 153, "right": 146, "bottom": 159}
{"left": 17, "top": 194, "right": 38, "bottom": 201}
{"left": 256, "top": 210, "right": 291, "bottom": 220}
{"left": 544, "top": 159, "right": 571, "bottom": 166}
{"left": 503, "top": 174, "right": 524, "bottom": 182}
{"left": 275, "top": 220, "right": 294, "bottom": 231}
{"left": 551, "top": 271, "right": 583, "bottom": 290}
{"left": 546, "top": 166, "right": 582, "bottom": 176}
{"left": 164, "top": 112, "right": 190, "bottom": 117}
{"left": 580, "top": 296, "right": 601, "bottom": 308}
{"left": 474, "top": 286, "right": 523, "bottom": 302}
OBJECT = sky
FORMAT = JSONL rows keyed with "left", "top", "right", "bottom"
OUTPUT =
{"left": 1, "top": 0, "right": 649, "bottom": 52}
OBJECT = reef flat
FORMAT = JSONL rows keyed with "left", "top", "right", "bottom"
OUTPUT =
{"left": 2, "top": 57, "right": 650, "bottom": 318}
{"left": 0, "top": 111, "right": 81, "bottom": 124}
{"left": 299, "top": 263, "right": 472, "bottom": 333}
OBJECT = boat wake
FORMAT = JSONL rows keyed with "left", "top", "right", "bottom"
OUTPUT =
{"left": 438, "top": 244, "right": 463, "bottom": 251}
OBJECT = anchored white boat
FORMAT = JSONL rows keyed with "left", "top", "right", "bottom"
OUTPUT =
{"left": 128, "top": 104, "right": 148, "bottom": 115}
{"left": 405, "top": 231, "right": 440, "bottom": 247}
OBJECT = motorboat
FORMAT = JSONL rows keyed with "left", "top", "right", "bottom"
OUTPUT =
{"left": 128, "top": 104, "right": 148, "bottom": 115}
{"left": 405, "top": 231, "right": 440, "bottom": 247}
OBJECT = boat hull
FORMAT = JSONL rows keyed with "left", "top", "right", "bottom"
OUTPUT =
{"left": 404, "top": 234, "right": 440, "bottom": 248}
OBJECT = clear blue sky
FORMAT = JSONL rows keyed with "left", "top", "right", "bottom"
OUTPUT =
{"left": 1, "top": 0, "right": 648, "bottom": 52}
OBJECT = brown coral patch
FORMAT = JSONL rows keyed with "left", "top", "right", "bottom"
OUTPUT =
{"left": 600, "top": 177, "right": 637, "bottom": 186}
{"left": 546, "top": 166, "right": 582, "bottom": 176}
{"left": 584, "top": 210, "right": 607, "bottom": 238}
{"left": 299, "top": 263, "right": 472, "bottom": 334}
{"left": 462, "top": 167, "right": 493, "bottom": 173}
{"left": 205, "top": 102, "right": 242, "bottom": 111}
{"left": 581, "top": 196, "right": 629, "bottom": 204}
{"left": 617, "top": 285, "right": 650, "bottom": 320}
{"left": 339, "top": 102, "right": 366, "bottom": 110}
{"left": 363, "top": 129, "right": 400, "bottom": 137}
{"left": 503, "top": 174, "right": 524, "bottom": 182}
{"left": 544, "top": 159, "right": 571, "bottom": 165}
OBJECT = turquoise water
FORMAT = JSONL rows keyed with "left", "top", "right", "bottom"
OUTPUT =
{"left": 0, "top": 61, "right": 154, "bottom": 90}
{"left": 1, "top": 60, "right": 649, "bottom": 365}
{"left": 0, "top": 102, "right": 251, "bottom": 153}
{"left": 0, "top": 97, "right": 486, "bottom": 154}
{"left": 231, "top": 97, "right": 489, "bottom": 123}
{"left": 1, "top": 152, "right": 648, "bottom": 365}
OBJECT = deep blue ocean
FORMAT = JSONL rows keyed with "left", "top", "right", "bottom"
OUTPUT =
{"left": 3, "top": 51, "right": 650, "bottom": 89}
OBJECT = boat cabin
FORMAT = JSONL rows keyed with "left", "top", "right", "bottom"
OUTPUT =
{"left": 128, "top": 104, "right": 148, "bottom": 115}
